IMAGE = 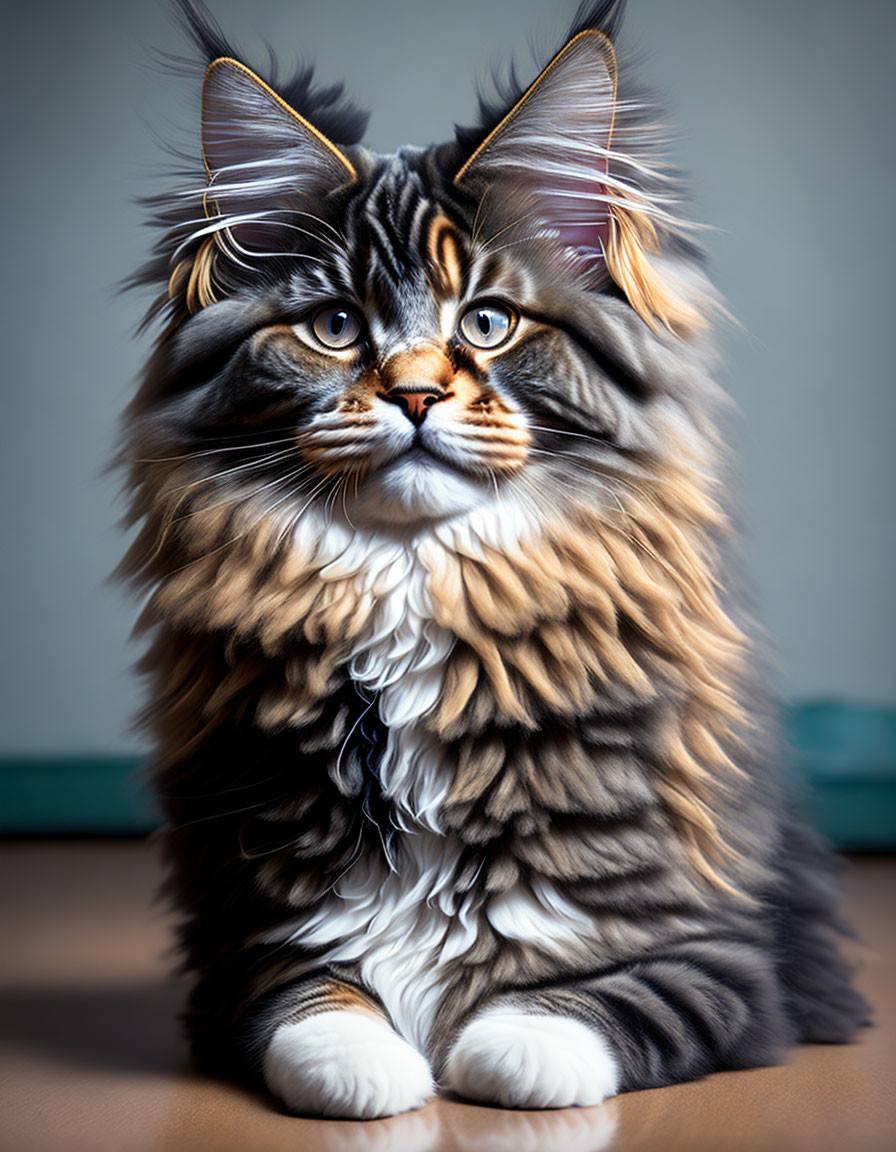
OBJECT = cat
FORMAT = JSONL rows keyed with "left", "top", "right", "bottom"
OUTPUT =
{"left": 120, "top": 0, "right": 869, "bottom": 1119}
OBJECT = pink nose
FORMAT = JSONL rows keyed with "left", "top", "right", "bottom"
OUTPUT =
{"left": 385, "top": 388, "right": 446, "bottom": 426}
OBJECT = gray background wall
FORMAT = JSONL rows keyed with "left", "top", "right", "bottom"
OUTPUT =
{"left": 1, "top": 0, "right": 893, "bottom": 756}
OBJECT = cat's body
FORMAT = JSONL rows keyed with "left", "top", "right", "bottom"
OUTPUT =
{"left": 123, "top": 0, "right": 868, "bottom": 1118}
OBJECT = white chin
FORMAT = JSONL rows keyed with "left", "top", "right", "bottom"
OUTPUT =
{"left": 350, "top": 452, "right": 487, "bottom": 525}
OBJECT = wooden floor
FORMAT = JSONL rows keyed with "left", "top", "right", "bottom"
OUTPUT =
{"left": 1, "top": 842, "right": 893, "bottom": 1152}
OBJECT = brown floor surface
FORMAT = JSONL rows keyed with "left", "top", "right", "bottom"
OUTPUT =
{"left": 0, "top": 841, "right": 893, "bottom": 1152}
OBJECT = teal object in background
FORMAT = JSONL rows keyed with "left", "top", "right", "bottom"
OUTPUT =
{"left": 0, "top": 756, "right": 156, "bottom": 835}
{"left": 784, "top": 703, "right": 896, "bottom": 849}
{"left": 1, "top": 703, "right": 894, "bottom": 846}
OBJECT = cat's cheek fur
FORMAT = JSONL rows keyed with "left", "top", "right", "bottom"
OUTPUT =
{"left": 263, "top": 1010, "right": 434, "bottom": 1119}
{"left": 442, "top": 1009, "right": 620, "bottom": 1109}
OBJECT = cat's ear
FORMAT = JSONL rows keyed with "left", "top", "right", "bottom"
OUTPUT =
{"left": 200, "top": 57, "right": 355, "bottom": 254}
{"left": 455, "top": 31, "right": 617, "bottom": 263}
{"left": 455, "top": 32, "right": 702, "bottom": 335}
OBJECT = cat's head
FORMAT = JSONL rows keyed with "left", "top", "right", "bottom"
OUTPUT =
{"left": 128, "top": 0, "right": 719, "bottom": 535}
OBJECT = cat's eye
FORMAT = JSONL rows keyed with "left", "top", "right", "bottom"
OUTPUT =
{"left": 311, "top": 305, "right": 363, "bottom": 350}
{"left": 457, "top": 304, "right": 514, "bottom": 350}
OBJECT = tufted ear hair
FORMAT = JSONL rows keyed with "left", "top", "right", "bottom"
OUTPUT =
{"left": 172, "top": 57, "right": 356, "bottom": 313}
{"left": 456, "top": 31, "right": 617, "bottom": 261}
{"left": 197, "top": 57, "right": 355, "bottom": 267}
{"left": 456, "top": 30, "right": 703, "bottom": 337}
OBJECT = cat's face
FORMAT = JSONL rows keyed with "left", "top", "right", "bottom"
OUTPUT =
{"left": 217, "top": 154, "right": 542, "bottom": 525}
{"left": 137, "top": 33, "right": 707, "bottom": 535}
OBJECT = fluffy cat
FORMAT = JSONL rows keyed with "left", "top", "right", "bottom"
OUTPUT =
{"left": 121, "top": 0, "right": 868, "bottom": 1119}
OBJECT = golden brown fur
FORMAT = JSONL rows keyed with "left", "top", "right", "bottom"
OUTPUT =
{"left": 127, "top": 424, "right": 746, "bottom": 896}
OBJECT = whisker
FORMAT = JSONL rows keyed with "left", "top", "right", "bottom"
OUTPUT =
{"left": 278, "top": 474, "right": 334, "bottom": 542}
{"left": 510, "top": 462, "right": 724, "bottom": 607}
{"left": 322, "top": 472, "right": 346, "bottom": 529}
{"left": 136, "top": 435, "right": 296, "bottom": 464}
{"left": 138, "top": 424, "right": 307, "bottom": 452}
{"left": 470, "top": 185, "right": 491, "bottom": 248}
{"left": 168, "top": 460, "right": 318, "bottom": 527}
{"left": 155, "top": 465, "right": 315, "bottom": 565}
{"left": 161, "top": 468, "right": 330, "bottom": 579}
{"left": 479, "top": 217, "right": 528, "bottom": 252}
{"left": 283, "top": 209, "right": 349, "bottom": 247}
{"left": 165, "top": 446, "right": 301, "bottom": 494}
{"left": 476, "top": 231, "right": 545, "bottom": 258}
{"left": 340, "top": 471, "right": 358, "bottom": 531}
{"left": 526, "top": 423, "right": 614, "bottom": 446}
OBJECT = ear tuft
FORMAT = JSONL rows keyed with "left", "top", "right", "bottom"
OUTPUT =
{"left": 168, "top": 237, "right": 218, "bottom": 314}
{"left": 605, "top": 199, "right": 705, "bottom": 338}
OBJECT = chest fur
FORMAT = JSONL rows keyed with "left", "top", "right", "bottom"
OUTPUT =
{"left": 270, "top": 521, "right": 599, "bottom": 1051}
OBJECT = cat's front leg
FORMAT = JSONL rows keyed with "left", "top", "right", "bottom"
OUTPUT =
{"left": 259, "top": 977, "right": 433, "bottom": 1119}
{"left": 442, "top": 937, "right": 784, "bottom": 1108}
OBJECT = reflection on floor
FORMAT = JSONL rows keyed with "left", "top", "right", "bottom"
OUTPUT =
{"left": 1, "top": 841, "right": 893, "bottom": 1152}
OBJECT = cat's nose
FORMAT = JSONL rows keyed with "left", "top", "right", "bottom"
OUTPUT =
{"left": 383, "top": 388, "right": 447, "bottom": 426}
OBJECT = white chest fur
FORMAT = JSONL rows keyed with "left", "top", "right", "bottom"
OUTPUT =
{"left": 270, "top": 503, "right": 597, "bottom": 1052}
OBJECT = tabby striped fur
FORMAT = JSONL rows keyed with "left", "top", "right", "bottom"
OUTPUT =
{"left": 121, "top": 0, "right": 868, "bottom": 1119}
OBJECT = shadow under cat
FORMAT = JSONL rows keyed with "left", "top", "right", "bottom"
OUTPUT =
{"left": 0, "top": 978, "right": 619, "bottom": 1151}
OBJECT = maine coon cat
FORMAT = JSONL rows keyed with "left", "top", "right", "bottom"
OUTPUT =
{"left": 121, "top": 0, "right": 868, "bottom": 1118}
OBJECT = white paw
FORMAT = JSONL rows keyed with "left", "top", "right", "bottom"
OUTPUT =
{"left": 442, "top": 1010, "right": 619, "bottom": 1109}
{"left": 263, "top": 1009, "right": 434, "bottom": 1119}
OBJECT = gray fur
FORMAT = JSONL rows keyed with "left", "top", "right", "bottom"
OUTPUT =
{"left": 120, "top": 0, "right": 869, "bottom": 1113}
